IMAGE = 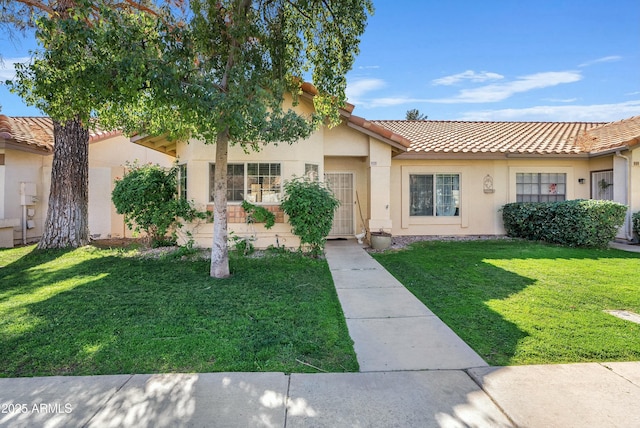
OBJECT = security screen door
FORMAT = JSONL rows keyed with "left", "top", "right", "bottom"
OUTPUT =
{"left": 325, "top": 172, "right": 354, "bottom": 236}
{"left": 591, "top": 170, "right": 614, "bottom": 200}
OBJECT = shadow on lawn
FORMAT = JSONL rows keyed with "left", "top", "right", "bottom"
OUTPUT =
{"left": 0, "top": 248, "right": 196, "bottom": 376}
{"left": 372, "top": 239, "right": 640, "bottom": 366}
{"left": 0, "top": 246, "right": 358, "bottom": 377}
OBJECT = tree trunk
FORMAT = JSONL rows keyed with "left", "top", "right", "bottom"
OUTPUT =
{"left": 38, "top": 117, "right": 90, "bottom": 249}
{"left": 210, "top": 128, "right": 230, "bottom": 278}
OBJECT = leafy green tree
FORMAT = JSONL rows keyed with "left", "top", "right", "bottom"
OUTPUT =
{"left": 4, "top": 0, "right": 181, "bottom": 249}
{"left": 99, "top": 0, "right": 374, "bottom": 277}
{"left": 7, "top": 0, "right": 372, "bottom": 275}
{"left": 406, "top": 108, "right": 427, "bottom": 120}
{"left": 112, "top": 162, "right": 203, "bottom": 247}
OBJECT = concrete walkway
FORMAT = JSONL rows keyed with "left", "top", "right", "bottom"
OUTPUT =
{"left": 1, "top": 240, "right": 640, "bottom": 427}
{"left": 325, "top": 239, "right": 487, "bottom": 371}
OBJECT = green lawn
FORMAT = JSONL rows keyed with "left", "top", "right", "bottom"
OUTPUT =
{"left": 372, "top": 240, "right": 640, "bottom": 366}
{"left": 0, "top": 245, "right": 358, "bottom": 377}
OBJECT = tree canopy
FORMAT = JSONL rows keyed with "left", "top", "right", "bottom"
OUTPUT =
{"left": 7, "top": 0, "right": 373, "bottom": 275}
{"left": 406, "top": 108, "right": 427, "bottom": 120}
{"left": 3, "top": 0, "right": 183, "bottom": 249}
{"left": 98, "top": 0, "right": 374, "bottom": 277}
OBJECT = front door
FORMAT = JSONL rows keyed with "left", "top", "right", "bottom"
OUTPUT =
{"left": 325, "top": 172, "right": 354, "bottom": 236}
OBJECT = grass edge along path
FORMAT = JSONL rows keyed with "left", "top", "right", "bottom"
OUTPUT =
{"left": 0, "top": 245, "right": 358, "bottom": 377}
{"left": 372, "top": 239, "right": 640, "bottom": 366}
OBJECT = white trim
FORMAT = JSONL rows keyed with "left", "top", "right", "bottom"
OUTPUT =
{"left": 401, "top": 165, "right": 466, "bottom": 229}
{"left": 508, "top": 166, "right": 574, "bottom": 203}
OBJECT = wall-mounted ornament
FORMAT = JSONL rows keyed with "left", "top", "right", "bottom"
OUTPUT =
{"left": 483, "top": 174, "right": 495, "bottom": 193}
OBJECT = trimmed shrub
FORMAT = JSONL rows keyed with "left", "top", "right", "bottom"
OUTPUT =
{"left": 633, "top": 211, "right": 640, "bottom": 239}
{"left": 280, "top": 177, "right": 340, "bottom": 257}
{"left": 502, "top": 199, "right": 627, "bottom": 248}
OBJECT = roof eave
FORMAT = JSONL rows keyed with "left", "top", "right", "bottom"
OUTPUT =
{"left": 130, "top": 134, "right": 178, "bottom": 157}
{"left": 346, "top": 121, "right": 408, "bottom": 152}
{"left": 396, "top": 151, "right": 590, "bottom": 160}
{"left": 0, "top": 139, "right": 53, "bottom": 155}
{"left": 588, "top": 146, "right": 631, "bottom": 158}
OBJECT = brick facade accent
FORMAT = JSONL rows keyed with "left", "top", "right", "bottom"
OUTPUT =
{"left": 206, "top": 204, "right": 285, "bottom": 224}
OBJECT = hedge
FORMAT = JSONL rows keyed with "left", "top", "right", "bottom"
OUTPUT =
{"left": 502, "top": 199, "right": 627, "bottom": 248}
{"left": 633, "top": 211, "right": 640, "bottom": 238}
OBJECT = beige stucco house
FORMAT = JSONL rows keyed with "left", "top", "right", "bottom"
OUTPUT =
{"left": 130, "top": 86, "right": 640, "bottom": 249}
{"left": 0, "top": 115, "right": 174, "bottom": 247}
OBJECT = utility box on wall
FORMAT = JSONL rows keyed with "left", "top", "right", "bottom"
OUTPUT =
{"left": 20, "top": 182, "right": 37, "bottom": 206}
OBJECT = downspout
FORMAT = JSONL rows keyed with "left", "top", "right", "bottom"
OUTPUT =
{"left": 615, "top": 151, "right": 634, "bottom": 240}
{"left": 23, "top": 204, "right": 27, "bottom": 245}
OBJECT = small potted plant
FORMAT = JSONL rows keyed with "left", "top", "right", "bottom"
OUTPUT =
{"left": 370, "top": 229, "right": 392, "bottom": 250}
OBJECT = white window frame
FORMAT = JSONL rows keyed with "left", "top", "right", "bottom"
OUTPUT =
{"left": 209, "top": 162, "right": 282, "bottom": 204}
{"left": 305, "top": 163, "right": 319, "bottom": 181}
{"left": 177, "top": 163, "right": 188, "bottom": 200}
{"left": 401, "top": 166, "right": 465, "bottom": 229}
{"left": 509, "top": 167, "right": 574, "bottom": 203}
{"left": 409, "top": 173, "right": 460, "bottom": 217}
{"left": 516, "top": 172, "right": 567, "bottom": 202}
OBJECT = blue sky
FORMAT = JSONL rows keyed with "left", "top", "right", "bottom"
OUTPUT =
{"left": 2, "top": 0, "right": 639, "bottom": 122}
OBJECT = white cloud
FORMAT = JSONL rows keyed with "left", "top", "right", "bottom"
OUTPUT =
{"left": 358, "top": 65, "right": 380, "bottom": 70}
{"left": 578, "top": 56, "right": 622, "bottom": 67}
{"left": 429, "top": 71, "right": 583, "bottom": 104}
{"left": 456, "top": 100, "right": 640, "bottom": 122}
{"left": 345, "top": 78, "right": 387, "bottom": 105}
{"left": 544, "top": 98, "right": 578, "bottom": 103}
{"left": 346, "top": 78, "right": 434, "bottom": 109}
{"left": 345, "top": 78, "right": 386, "bottom": 104}
{"left": 432, "top": 70, "right": 504, "bottom": 86}
{"left": 0, "top": 56, "right": 30, "bottom": 80}
{"left": 366, "top": 97, "right": 429, "bottom": 108}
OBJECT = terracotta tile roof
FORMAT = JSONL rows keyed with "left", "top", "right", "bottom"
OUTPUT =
{"left": 370, "top": 120, "right": 609, "bottom": 155}
{"left": 0, "top": 115, "right": 121, "bottom": 153}
{"left": 347, "top": 115, "right": 412, "bottom": 149}
{"left": 0, "top": 115, "right": 54, "bottom": 152}
{"left": 574, "top": 115, "right": 640, "bottom": 153}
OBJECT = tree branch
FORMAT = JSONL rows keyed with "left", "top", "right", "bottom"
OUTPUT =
{"left": 11, "top": 0, "right": 55, "bottom": 17}
{"left": 121, "top": 0, "right": 160, "bottom": 17}
{"left": 285, "top": 0, "right": 312, "bottom": 21}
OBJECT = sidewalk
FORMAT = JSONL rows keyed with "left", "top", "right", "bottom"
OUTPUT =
{"left": 1, "top": 240, "right": 640, "bottom": 427}
{"left": 325, "top": 239, "right": 487, "bottom": 371}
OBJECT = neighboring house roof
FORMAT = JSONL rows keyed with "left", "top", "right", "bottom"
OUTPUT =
{"left": 0, "top": 115, "right": 121, "bottom": 153}
{"left": 574, "top": 115, "right": 640, "bottom": 153}
{"left": 371, "top": 120, "right": 611, "bottom": 156}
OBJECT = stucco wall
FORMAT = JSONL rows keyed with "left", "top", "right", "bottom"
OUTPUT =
{"left": 2, "top": 135, "right": 174, "bottom": 245}
{"left": 367, "top": 138, "right": 392, "bottom": 233}
{"left": 88, "top": 135, "right": 174, "bottom": 239}
{"left": 3, "top": 149, "right": 47, "bottom": 244}
{"left": 323, "top": 121, "right": 369, "bottom": 156}
{"left": 390, "top": 157, "right": 592, "bottom": 237}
